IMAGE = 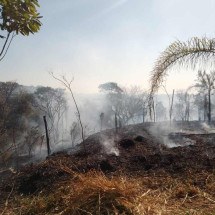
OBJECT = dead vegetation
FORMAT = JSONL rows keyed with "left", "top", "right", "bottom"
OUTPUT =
{"left": 1, "top": 122, "right": 215, "bottom": 214}
{"left": 1, "top": 166, "right": 215, "bottom": 214}
{"left": 2, "top": 170, "right": 140, "bottom": 215}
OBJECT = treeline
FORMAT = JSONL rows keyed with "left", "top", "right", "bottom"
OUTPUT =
{"left": 1, "top": 77, "right": 214, "bottom": 167}
{"left": 0, "top": 82, "right": 67, "bottom": 166}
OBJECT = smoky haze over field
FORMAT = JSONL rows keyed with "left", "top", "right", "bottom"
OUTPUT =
{"left": 2, "top": 0, "right": 215, "bottom": 169}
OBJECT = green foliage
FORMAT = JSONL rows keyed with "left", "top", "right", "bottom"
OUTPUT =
{"left": 0, "top": 0, "right": 42, "bottom": 61}
{"left": 0, "top": 0, "right": 42, "bottom": 35}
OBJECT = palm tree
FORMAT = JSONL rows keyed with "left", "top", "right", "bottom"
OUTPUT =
{"left": 149, "top": 37, "right": 215, "bottom": 100}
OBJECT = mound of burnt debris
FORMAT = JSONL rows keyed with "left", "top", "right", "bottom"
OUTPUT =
{"left": 1, "top": 122, "right": 215, "bottom": 196}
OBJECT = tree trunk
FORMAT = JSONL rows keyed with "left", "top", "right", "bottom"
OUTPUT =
{"left": 142, "top": 107, "right": 145, "bottom": 123}
{"left": 152, "top": 99, "right": 156, "bottom": 122}
{"left": 204, "top": 95, "right": 207, "bottom": 121}
{"left": 169, "top": 89, "right": 175, "bottom": 122}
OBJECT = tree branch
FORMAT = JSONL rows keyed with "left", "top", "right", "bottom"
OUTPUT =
{"left": 0, "top": 32, "right": 10, "bottom": 58}
{"left": 0, "top": 33, "right": 16, "bottom": 62}
{"left": 50, "top": 72, "right": 87, "bottom": 156}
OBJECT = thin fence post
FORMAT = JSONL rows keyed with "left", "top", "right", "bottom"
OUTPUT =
{"left": 43, "top": 116, "right": 51, "bottom": 156}
{"left": 115, "top": 113, "right": 118, "bottom": 133}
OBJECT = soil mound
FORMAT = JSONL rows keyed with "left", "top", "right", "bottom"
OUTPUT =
{"left": 2, "top": 123, "right": 215, "bottom": 195}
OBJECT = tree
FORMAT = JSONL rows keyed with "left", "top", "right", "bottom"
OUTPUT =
{"left": 155, "top": 101, "right": 167, "bottom": 122}
{"left": 99, "top": 82, "right": 123, "bottom": 127}
{"left": 174, "top": 90, "right": 194, "bottom": 121}
{"left": 194, "top": 92, "right": 205, "bottom": 121}
{"left": 23, "top": 126, "right": 43, "bottom": 157}
{"left": 0, "top": 82, "right": 41, "bottom": 165}
{"left": 50, "top": 73, "right": 87, "bottom": 156}
{"left": 99, "top": 82, "right": 123, "bottom": 94}
{"left": 195, "top": 70, "right": 215, "bottom": 122}
{"left": 149, "top": 37, "right": 215, "bottom": 108}
{"left": 0, "top": 82, "right": 18, "bottom": 137}
{"left": 162, "top": 85, "right": 175, "bottom": 122}
{"left": 34, "top": 86, "right": 67, "bottom": 144}
{"left": 0, "top": 0, "right": 42, "bottom": 61}
{"left": 120, "top": 86, "right": 148, "bottom": 124}
{"left": 99, "top": 83, "right": 148, "bottom": 126}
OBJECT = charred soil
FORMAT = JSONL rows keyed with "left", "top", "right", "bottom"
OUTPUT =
{"left": 1, "top": 122, "right": 215, "bottom": 214}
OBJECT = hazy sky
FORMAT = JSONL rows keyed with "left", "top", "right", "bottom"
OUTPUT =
{"left": 1, "top": 0, "right": 215, "bottom": 93}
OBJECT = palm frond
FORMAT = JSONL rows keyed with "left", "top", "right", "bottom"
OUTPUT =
{"left": 149, "top": 37, "right": 215, "bottom": 103}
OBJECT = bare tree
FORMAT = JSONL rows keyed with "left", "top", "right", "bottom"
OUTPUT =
{"left": 162, "top": 85, "right": 175, "bottom": 122}
{"left": 194, "top": 92, "right": 205, "bottom": 121}
{"left": 155, "top": 101, "right": 167, "bottom": 122}
{"left": 174, "top": 90, "right": 194, "bottom": 121}
{"left": 50, "top": 73, "right": 86, "bottom": 154}
{"left": 120, "top": 86, "right": 148, "bottom": 124}
{"left": 195, "top": 70, "right": 215, "bottom": 122}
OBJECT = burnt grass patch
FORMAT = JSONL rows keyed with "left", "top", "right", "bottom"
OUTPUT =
{"left": 1, "top": 123, "right": 215, "bottom": 214}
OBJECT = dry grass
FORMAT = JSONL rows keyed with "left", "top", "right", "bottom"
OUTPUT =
{"left": 5, "top": 171, "right": 141, "bottom": 215}
{"left": 2, "top": 167, "right": 215, "bottom": 215}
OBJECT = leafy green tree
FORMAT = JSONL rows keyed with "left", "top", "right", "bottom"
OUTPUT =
{"left": 0, "top": 0, "right": 42, "bottom": 61}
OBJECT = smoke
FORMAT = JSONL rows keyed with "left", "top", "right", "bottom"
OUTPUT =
{"left": 100, "top": 134, "right": 119, "bottom": 156}
{"left": 148, "top": 122, "right": 195, "bottom": 148}
{"left": 201, "top": 122, "right": 215, "bottom": 133}
{"left": 32, "top": 144, "right": 48, "bottom": 161}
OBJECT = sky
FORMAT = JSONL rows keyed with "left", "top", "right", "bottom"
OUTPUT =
{"left": 1, "top": 0, "right": 215, "bottom": 94}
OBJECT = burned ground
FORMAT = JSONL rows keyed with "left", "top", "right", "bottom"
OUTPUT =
{"left": 1, "top": 122, "right": 215, "bottom": 214}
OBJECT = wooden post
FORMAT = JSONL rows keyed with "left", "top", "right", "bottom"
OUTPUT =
{"left": 152, "top": 98, "right": 156, "bottom": 123}
{"left": 115, "top": 113, "right": 118, "bottom": 133}
{"left": 43, "top": 116, "right": 51, "bottom": 156}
